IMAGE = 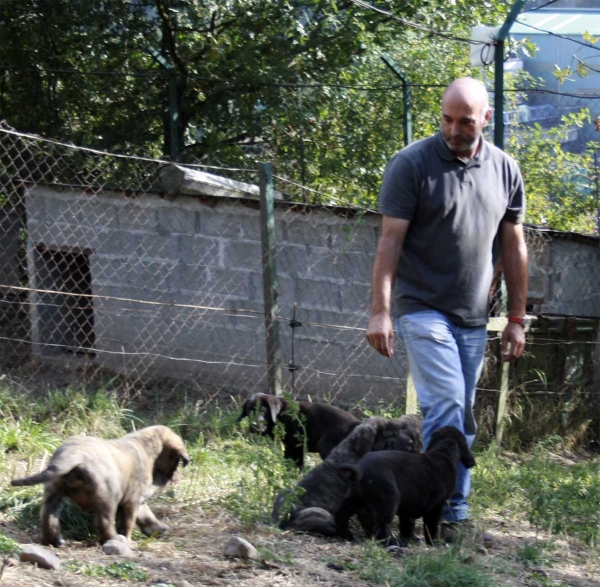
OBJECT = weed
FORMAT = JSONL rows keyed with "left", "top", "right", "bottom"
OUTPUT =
{"left": 0, "top": 491, "right": 95, "bottom": 540}
{"left": 335, "top": 541, "right": 494, "bottom": 586}
{"left": 519, "top": 439, "right": 600, "bottom": 546}
{"left": 0, "top": 533, "right": 20, "bottom": 580}
{"left": 515, "top": 541, "right": 548, "bottom": 566}
{"left": 222, "top": 436, "right": 302, "bottom": 525}
{"left": 65, "top": 560, "right": 149, "bottom": 581}
{"left": 399, "top": 548, "right": 495, "bottom": 587}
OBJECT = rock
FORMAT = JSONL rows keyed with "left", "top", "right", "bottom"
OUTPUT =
{"left": 223, "top": 536, "right": 261, "bottom": 560}
{"left": 102, "top": 539, "right": 133, "bottom": 556}
{"left": 19, "top": 544, "right": 61, "bottom": 570}
{"left": 174, "top": 581, "right": 194, "bottom": 587}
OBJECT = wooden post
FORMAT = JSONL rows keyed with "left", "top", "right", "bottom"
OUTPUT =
{"left": 258, "top": 162, "right": 282, "bottom": 396}
{"left": 496, "top": 360, "right": 511, "bottom": 446}
{"left": 405, "top": 370, "right": 418, "bottom": 415}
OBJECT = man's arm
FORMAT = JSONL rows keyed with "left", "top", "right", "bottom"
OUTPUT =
{"left": 499, "top": 219, "right": 528, "bottom": 362}
{"left": 366, "top": 215, "right": 411, "bottom": 357}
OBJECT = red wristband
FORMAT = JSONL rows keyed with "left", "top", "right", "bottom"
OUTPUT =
{"left": 508, "top": 315, "right": 525, "bottom": 326}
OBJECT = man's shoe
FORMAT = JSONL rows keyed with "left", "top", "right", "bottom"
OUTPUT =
{"left": 440, "top": 520, "right": 494, "bottom": 547}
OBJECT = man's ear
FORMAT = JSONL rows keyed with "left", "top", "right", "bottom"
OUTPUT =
{"left": 262, "top": 395, "right": 285, "bottom": 424}
{"left": 483, "top": 108, "right": 492, "bottom": 127}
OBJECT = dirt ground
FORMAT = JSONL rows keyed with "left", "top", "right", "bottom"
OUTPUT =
{"left": 2, "top": 497, "right": 599, "bottom": 587}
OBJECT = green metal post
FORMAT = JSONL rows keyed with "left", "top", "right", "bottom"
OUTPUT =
{"left": 493, "top": 0, "right": 526, "bottom": 150}
{"left": 259, "top": 162, "right": 282, "bottom": 396}
{"left": 147, "top": 46, "right": 180, "bottom": 161}
{"left": 168, "top": 70, "right": 180, "bottom": 161}
{"left": 381, "top": 54, "right": 413, "bottom": 146}
{"left": 494, "top": 39, "right": 505, "bottom": 150}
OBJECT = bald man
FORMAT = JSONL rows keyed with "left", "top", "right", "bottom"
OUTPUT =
{"left": 366, "top": 77, "right": 528, "bottom": 544}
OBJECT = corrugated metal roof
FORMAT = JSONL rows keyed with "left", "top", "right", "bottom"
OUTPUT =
{"left": 511, "top": 11, "right": 600, "bottom": 35}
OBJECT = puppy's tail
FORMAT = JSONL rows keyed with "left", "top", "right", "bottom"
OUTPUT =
{"left": 337, "top": 464, "right": 362, "bottom": 483}
{"left": 11, "top": 465, "right": 64, "bottom": 487}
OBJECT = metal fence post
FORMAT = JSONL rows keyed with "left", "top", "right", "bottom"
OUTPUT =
{"left": 381, "top": 54, "right": 413, "bottom": 147}
{"left": 146, "top": 45, "right": 180, "bottom": 161}
{"left": 259, "top": 162, "right": 282, "bottom": 396}
{"left": 493, "top": 0, "right": 525, "bottom": 150}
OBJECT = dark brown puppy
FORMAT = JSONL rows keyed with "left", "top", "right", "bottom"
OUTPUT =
{"left": 272, "top": 414, "right": 422, "bottom": 537}
{"left": 335, "top": 426, "right": 475, "bottom": 546}
{"left": 237, "top": 393, "right": 359, "bottom": 468}
{"left": 11, "top": 425, "right": 190, "bottom": 546}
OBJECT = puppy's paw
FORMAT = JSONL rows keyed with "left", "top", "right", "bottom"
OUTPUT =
{"left": 43, "top": 537, "right": 66, "bottom": 548}
{"left": 139, "top": 520, "right": 170, "bottom": 538}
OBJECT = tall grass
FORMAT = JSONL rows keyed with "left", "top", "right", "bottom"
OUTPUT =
{"left": 1, "top": 380, "right": 599, "bottom": 573}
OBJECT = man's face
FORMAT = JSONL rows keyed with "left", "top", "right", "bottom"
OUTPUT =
{"left": 440, "top": 95, "right": 491, "bottom": 155}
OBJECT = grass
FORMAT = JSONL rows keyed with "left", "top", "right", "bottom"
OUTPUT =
{"left": 0, "top": 381, "right": 599, "bottom": 586}
{"left": 65, "top": 561, "right": 149, "bottom": 581}
{"left": 471, "top": 438, "right": 600, "bottom": 547}
{"left": 335, "top": 541, "right": 494, "bottom": 586}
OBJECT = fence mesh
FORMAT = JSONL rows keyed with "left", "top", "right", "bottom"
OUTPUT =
{"left": 0, "top": 116, "right": 599, "bottom": 447}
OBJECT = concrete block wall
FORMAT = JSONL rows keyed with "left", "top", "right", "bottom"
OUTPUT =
{"left": 23, "top": 184, "right": 599, "bottom": 404}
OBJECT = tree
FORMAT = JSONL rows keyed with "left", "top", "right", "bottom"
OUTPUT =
{"left": 0, "top": 0, "right": 596, "bottom": 234}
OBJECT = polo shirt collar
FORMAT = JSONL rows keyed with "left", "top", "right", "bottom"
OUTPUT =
{"left": 434, "top": 131, "right": 491, "bottom": 163}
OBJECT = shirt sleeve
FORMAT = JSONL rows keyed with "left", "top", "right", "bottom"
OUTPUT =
{"left": 503, "top": 158, "right": 526, "bottom": 224}
{"left": 378, "top": 152, "right": 420, "bottom": 220}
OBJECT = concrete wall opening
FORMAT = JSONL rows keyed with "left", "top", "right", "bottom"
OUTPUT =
{"left": 33, "top": 245, "right": 95, "bottom": 356}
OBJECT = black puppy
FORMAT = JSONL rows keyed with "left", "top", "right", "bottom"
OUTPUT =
{"left": 272, "top": 414, "right": 422, "bottom": 537}
{"left": 335, "top": 426, "right": 475, "bottom": 546}
{"left": 237, "top": 393, "right": 359, "bottom": 468}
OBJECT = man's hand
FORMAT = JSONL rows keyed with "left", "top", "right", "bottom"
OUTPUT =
{"left": 501, "top": 322, "right": 525, "bottom": 362}
{"left": 366, "top": 313, "right": 395, "bottom": 357}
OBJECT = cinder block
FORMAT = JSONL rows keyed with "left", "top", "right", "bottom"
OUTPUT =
{"left": 309, "top": 249, "right": 372, "bottom": 282}
{"left": 97, "top": 229, "right": 139, "bottom": 257}
{"left": 208, "top": 266, "right": 252, "bottom": 299}
{"left": 282, "top": 216, "right": 332, "bottom": 248}
{"left": 118, "top": 203, "right": 157, "bottom": 231}
{"left": 28, "top": 221, "right": 100, "bottom": 251}
{"left": 25, "top": 192, "right": 45, "bottom": 224}
{"left": 340, "top": 282, "right": 371, "bottom": 315}
{"left": 276, "top": 244, "right": 312, "bottom": 278}
{"left": 330, "top": 219, "right": 380, "bottom": 253}
{"left": 294, "top": 278, "right": 342, "bottom": 312}
{"left": 199, "top": 209, "right": 245, "bottom": 240}
{"left": 180, "top": 235, "right": 222, "bottom": 267}
{"left": 136, "top": 233, "right": 180, "bottom": 261}
{"left": 43, "top": 194, "right": 79, "bottom": 225}
{"left": 157, "top": 206, "right": 197, "bottom": 235}
{"left": 77, "top": 198, "right": 119, "bottom": 229}
{"left": 224, "top": 240, "right": 263, "bottom": 272}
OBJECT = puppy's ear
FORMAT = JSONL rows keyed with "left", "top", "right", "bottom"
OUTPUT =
{"left": 262, "top": 394, "right": 285, "bottom": 424}
{"left": 179, "top": 449, "right": 191, "bottom": 467}
{"left": 458, "top": 434, "right": 476, "bottom": 469}
{"left": 237, "top": 397, "right": 258, "bottom": 422}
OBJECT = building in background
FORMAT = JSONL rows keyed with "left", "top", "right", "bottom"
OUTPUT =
{"left": 510, "top": 1, "right": 600, "bottom": 149}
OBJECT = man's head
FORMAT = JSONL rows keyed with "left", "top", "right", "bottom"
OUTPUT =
{"left": 440, "top": 77, "right": 491, "bottom": 157}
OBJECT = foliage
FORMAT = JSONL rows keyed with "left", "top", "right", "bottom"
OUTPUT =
{"left": 222, "top": 434, "right": 304, "bottom": 525}
{"left": 518, "top": 437, "right": 600, "bottom": 546}
{"left": 507, "top": 111, "right": 597, "bottom": 234}
{"left": 336, "top": 540, "right": 494, "bottom": 586}
{"left": 65, "top": 560, "right": 149, "bottom": 581}
{"left": 1, "top": 1, "right": 595, "bottom": 232}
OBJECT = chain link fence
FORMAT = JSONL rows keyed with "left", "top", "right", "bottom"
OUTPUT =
{"left": 0, "top": 118, "right": 599, "bottom": 447}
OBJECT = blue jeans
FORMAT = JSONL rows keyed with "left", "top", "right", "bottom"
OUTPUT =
{"left": 395, "top": 310, "right": 487, "bottom": 522}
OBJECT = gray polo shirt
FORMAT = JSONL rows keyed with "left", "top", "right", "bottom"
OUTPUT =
{"left": 379, "top": 132, "right": 525, "bottom": 327}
